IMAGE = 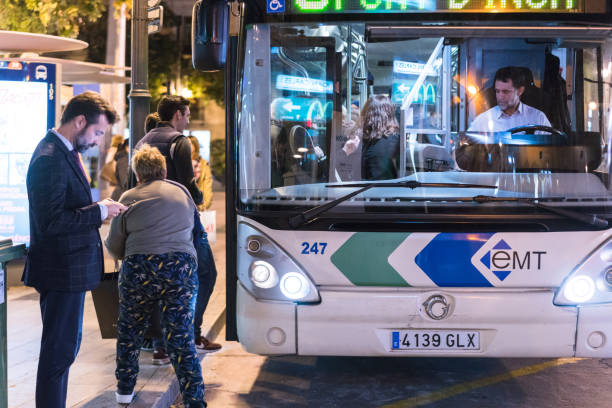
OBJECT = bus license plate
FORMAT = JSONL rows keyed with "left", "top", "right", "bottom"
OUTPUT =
{"left": 391, "top": 330, "right": 480, "bottom": 350}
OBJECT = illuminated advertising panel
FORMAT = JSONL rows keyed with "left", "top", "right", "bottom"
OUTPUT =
{"left": 276, "top": 74, "right": 334, "bottom": 94}
{"left": 0, "top": 61, "right": 58, "bottom": 244}
{"left": 284, "top": 0, "right": 586, "bottom": 13}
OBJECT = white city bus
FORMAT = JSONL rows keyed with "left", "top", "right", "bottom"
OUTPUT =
{"left": 193, "top": 0, "right": 612, "bottom": 357}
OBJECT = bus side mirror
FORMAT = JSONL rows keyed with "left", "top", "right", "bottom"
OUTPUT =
{"left": 192, "top": 0, "right": 228, "bottom": 71}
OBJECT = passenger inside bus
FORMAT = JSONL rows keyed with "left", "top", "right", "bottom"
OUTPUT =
{"left": 361, "top": 95, "right": 401, "bottom": 180}
{"left": 334, "top": 104, "right": 362, "bottom": 181}
{"left": 468, "top": 66, "right": 551, "bottom": 133}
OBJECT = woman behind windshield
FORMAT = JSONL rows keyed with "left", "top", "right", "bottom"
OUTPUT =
{"left": 361, "top": 95, "right": 400, "bottom": 180}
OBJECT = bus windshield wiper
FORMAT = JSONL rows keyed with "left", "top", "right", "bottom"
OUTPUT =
{"left": 472, "top": 195, "right": 608, "bottom": 228}
{"left": 287, "top": 181, "right": 498, "bottom": 228}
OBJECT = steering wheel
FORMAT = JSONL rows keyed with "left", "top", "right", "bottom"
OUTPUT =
{"left": 506, "top": 125, "right": 569, "bottom": 144}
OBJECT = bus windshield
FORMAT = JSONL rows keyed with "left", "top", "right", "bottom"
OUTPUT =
{"left": 238, "top": 23, "right": 612, "bottom": 222}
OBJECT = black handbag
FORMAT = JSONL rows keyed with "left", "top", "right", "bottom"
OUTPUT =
{"left": 91, "top": 270, "right": 120, "bottom": 339}
{"left": 91, "top": 264, "right": 163, "bottom": 339}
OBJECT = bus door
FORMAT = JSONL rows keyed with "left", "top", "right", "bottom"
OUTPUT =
{"left": 269, "top": 32, "right": 338, "bottom": 187}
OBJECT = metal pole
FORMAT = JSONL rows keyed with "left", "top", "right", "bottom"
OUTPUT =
{"left": 128, "top": 0, "right": 151, "bottom": 177}
{"left": 346, "top": 27, "right": 352, "bottom": 116}
{"left": 0, "top": 260, "right": 6, "bottom": 408}
{"left": 0, "top": 242, "right": 26, "bottom": 408}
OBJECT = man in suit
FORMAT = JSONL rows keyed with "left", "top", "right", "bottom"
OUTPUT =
{"left": 23, "top": 92, "right": 127, "bottom": 407}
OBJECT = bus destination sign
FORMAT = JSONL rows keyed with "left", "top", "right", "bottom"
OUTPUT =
{"left": 289, "top": 0, "right": 585, "bottom": 13}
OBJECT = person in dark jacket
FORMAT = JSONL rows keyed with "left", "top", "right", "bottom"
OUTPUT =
{"left": 137, "top": 96, "right": 222, "bottom": 356}
{"left": 145, "top": 111, "right": 160, "bottom": 133}
{"left": 23, "top": 91, "right": 125, "bottom": 408}
{"left": 361, "top": 95, "right": 401, "bottom": 180}
{"left": 110, "top": 140, "right": 129, "bottom": 201}
{"left": 135, "top": 96, "right": 202, "bottom": 203}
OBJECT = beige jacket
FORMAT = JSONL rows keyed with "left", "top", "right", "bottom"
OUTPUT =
{"left": 196, "top": 158, "right": 213, "bottom": 210}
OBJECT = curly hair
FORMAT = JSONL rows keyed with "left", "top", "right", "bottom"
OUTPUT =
{"left": 361, "top": 95, "right": 399, "bottom": 142}
{"left": 131, "top": 144, "right": 166, "bottom": 182}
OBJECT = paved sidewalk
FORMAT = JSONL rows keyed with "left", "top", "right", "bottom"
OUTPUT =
{"left": 6, "top": 193, "right": 226, "bottom": 407}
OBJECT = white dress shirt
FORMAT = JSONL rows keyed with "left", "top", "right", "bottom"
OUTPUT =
{"left": 468, "top": 102, "right": 551, "bottom": 133}
{"left": 51, "top": 129, "right": 108, "bottom": 220}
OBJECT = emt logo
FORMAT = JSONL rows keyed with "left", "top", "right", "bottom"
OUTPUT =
{"left": 479, "top": 239, "right": 546, "bottom": 281}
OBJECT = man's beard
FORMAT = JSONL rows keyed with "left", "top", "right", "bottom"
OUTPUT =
{"left": 74, "top": 129, "right": 96, "bottom": 152}
{"left": 498, "top": 98, "right": 519, "bottom": 112}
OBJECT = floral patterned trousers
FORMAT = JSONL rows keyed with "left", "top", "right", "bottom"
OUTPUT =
{"left": 116, "top": 252, "right": 205, "bottom": 407}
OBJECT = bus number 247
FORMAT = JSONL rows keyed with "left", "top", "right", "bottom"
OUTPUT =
{"left": 301, "top": 242, "right": 328, "bottom": 255}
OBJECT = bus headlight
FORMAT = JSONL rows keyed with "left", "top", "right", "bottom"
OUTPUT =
{"left": 280, "top": 272, "right": 310, "bottom": 300}
{"left": 238, "top": 224, "right": 320, "bottom": 303}
{"left": 555, "top": 240, "right": 612, "bottom": 306}
{"left": 250, "top": 261, "right": 278, "bottom": 289}
{"left": 563, "top": 275, "right": 595, "bottom": 303}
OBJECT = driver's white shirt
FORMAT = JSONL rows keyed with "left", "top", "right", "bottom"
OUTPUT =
{"left": 468, "top": 102, "right": 551, "bottom": 133}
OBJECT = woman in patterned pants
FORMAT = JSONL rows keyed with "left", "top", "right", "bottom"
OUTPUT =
{"left": 105, "top": 145, "right": 206, "bottom": 407}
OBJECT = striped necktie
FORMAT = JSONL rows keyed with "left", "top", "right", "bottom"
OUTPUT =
{"left": 70, "top": 149, "right": 87, "bottom": 178}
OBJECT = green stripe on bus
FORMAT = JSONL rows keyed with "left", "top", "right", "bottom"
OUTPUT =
{"left": 330, "top": 232, "right": 411, "bottom": 286}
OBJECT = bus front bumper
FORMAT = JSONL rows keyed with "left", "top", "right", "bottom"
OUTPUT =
{"left": 236, "top": 284, "right": 612, "bottom": 357}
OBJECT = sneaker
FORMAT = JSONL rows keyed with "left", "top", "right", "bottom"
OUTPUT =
{"left": 152, "top": 347, "right": 170, "bottom": 365}
{"left": 141, "top": 338, "right": 154, "bottom": 352}
{"left": 195, "top": 336, "right": 222, "bottom": 353}
{"left": 116, "top": 391, "right": 134, "bottom": 404}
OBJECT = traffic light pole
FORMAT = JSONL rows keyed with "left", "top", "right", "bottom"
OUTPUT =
{"left": 128, "top": 0, "right": 151, "bottom": 177}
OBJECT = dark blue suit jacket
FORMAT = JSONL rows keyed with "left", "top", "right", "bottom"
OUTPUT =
{"left": 23, "top": 131, "right": 104, "bottom": 292}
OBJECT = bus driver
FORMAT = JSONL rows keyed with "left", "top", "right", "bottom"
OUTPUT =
{"left": 468, "top": 66, "right": 551, "bottom": 133}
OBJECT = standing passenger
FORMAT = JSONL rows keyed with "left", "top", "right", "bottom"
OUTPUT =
{"left": 361, "top": 95, "right": 401, "bottom": 180}
{"left": 105, "top": 145, "right": 206, "bottom": 407}
{"left": 137, "top": 96, "right": 222, "bottom": 354}
{"left": 139, "top": 111, "right": 164, "bottom": 355}
{"left": 23, "top": 91, "right": 125, "bottom": 408}
{"left": 188, "top": 136, "right": 213, "bottom": 211}
{"left": 110, "top": 139, "right": 129, "bottom": 201}
{"left": 136, "top": 96, "right": 202, "bottom": 203}
{"left": 144, "top": 112, "right": 161, "bottom": 133}
{"left": 187, "top": 136, "right": 221, "bottom": 352}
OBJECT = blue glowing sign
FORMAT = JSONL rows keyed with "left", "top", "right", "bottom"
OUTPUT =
{"left": 276, "top": 74, "right": 333, "bottom": 94}
{"left": 0, "top": 61, "right": 57, "bottom": 245}
{"left": 271, "top": 96, "right": 332, "bottom": 121}
{"left": 393, "top": 60, "right": 437, "bottom": 76}
{"left": 392, "top": 80, "right": 437, "bottom": 104}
